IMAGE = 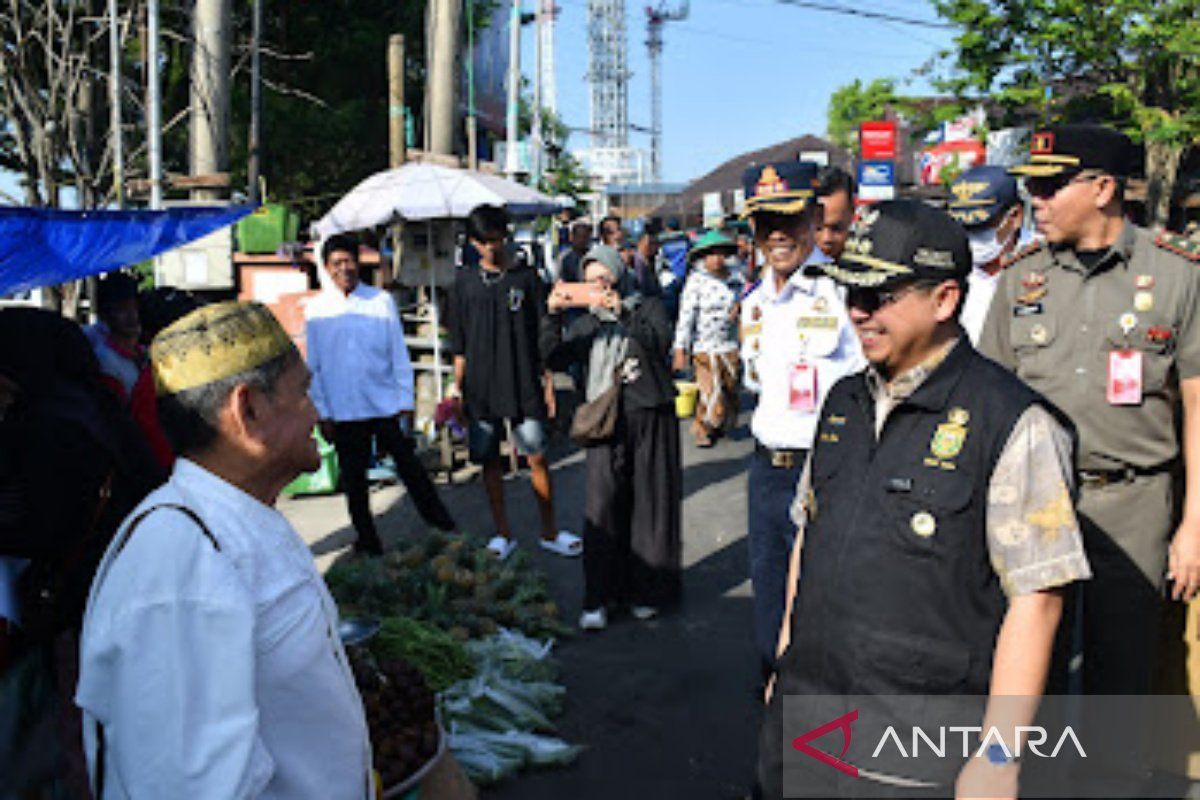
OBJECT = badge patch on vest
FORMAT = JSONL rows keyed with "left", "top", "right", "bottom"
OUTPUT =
{"left": 911, "top": 511, "right": 937, "bottom": 538}
{"left": 926, "top": 407, "right": 969, "bottom": 467}
{"left": 508, "top": 287, "right": 525, "bottom": 311}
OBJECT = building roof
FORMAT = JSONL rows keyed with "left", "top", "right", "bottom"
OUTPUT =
{"left": 650, "top": 134, "right": 854, "bottom": 223}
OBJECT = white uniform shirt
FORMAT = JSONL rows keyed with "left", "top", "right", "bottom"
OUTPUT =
{"left": 76, "top": 459, "right": 372, "bottom": 799}
{"left": 960, "top": 266, "right": 1002, "bottom": 345}
{"left": 741, "top": 256, "right": 864, "bottom": 450}
{"left": 305, "top": 283, "right": 414, "bottom": 422}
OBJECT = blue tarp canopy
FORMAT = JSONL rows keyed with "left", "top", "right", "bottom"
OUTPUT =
{"left": 0, "top": 205, "right": 256, "bottom": 296}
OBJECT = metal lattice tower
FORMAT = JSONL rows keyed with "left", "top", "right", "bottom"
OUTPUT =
{"left": 646, "top": 1, "right": 688, "bottom": 182}
{"left": 540, "top": 0, "right": 558, "bottom": 118}
{"left": 586, "top": 0, "right": 630, "bottom": 150}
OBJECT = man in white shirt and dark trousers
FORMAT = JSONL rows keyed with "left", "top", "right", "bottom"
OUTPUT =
{"left": 306, "top": 235, "right": 458, "bottom": 556}
{"left": 739, "top": 161, "right": 865, "bottom": 681}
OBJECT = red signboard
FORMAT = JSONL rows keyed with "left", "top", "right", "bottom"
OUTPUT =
{"left": 859, "top": 121, "right": 898, "bottom": 161}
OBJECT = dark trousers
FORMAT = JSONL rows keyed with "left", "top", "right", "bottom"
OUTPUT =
{"left": 748, "top": 446, "right": 805, "bottom": 675}
{"left": 582, "top": 406, "right": 682, "bottom": 610}
{"left": 332, "top": 417, "right": 456, "bottom": 548}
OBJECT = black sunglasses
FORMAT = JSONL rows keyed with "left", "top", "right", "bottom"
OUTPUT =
{"left": 1025, "top": 171, "right": 1101, "bottom": 199}
{"left": 846, "top": 280, "right": 938, "bottom": 314}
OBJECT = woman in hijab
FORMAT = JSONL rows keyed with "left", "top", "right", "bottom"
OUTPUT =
{"left": 541, "top": 245, "right": 682, "bottom": 631}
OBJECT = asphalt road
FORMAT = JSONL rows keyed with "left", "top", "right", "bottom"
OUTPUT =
{"left": 281, "top": 404, "right": 763, "bottom": 800}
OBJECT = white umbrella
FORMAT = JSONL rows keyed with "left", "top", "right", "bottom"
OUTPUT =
{"left": 312, "top": 162, "right": 564, "bottom": 238}
{"left": 312, "top": 163, "right": 563, "bottom": 406}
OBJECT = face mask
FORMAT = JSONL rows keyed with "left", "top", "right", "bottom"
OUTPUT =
{"left": 968, "top": 224, "right": 1010, "bottom": 267}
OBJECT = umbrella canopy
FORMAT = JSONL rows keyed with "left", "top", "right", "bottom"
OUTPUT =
{"left": 312, "top": 162, "right": 564, "bottom": 238}
{"left": 0, "top": 205, "right": 254, "bottom": 297}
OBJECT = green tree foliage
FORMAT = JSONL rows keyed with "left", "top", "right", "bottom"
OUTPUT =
{"left": 826, "top": 78, "right": 898, "bottom": 153}
{"left": 929, "top": 0, "right": 1200, "bottom": 225}
{"left": 226, "top": 0, "right": 431, "bottom": 220}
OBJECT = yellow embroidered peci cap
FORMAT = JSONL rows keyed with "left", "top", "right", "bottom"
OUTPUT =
{"left": 151, "top": 300, "right": 296, "bottom": 396}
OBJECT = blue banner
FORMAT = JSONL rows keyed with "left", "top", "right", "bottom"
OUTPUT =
{"left": 0, "top": 205, "right": 255, "bottom": 296}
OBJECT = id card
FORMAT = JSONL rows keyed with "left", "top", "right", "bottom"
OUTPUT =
{"left": 1107, "top": 350, "right": 1143, "bottom": 405}
{"left": 789, "top": 362, "right": 818, "bottom": 413}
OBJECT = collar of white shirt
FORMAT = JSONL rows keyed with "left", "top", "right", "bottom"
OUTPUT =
{"left": 758, "top": 248, "right": 831, "bottom": 302}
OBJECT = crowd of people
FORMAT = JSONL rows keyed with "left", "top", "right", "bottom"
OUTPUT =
{"left": 2, "top": 121, "right": 1200, "bottom": 798}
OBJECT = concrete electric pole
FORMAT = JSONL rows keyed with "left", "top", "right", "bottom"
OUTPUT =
{"left": 426, "top": 0, "right": 461, "bottom": 157}
{"left": 190, "top": 0, "right": 231, "bottom": 201}
{"left": 646, "top": 1, "right": 687, "bottom": 183}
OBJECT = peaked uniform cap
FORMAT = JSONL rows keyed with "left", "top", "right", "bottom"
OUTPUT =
{"left": 741, "top": 161, "right": 819, "bottom": 217}
{"left": 1009, "top": 124, "right": 1135, "bottom": 178}
{"left": 813, "top": 199, "right": 970, "bottom": 288}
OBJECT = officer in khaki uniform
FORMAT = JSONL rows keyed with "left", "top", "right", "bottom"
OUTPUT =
{"left": 979, "top": 124, "right": 1200, "bottom": 700}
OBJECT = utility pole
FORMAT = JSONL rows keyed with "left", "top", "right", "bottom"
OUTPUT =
{"left": 387, "top": 34, "right": 406, "bottom": 287}
{"left": 147, "top": 0, "right": 162, "bottom": 211}
{"left": 645, "top": 1, "right": 687, "bottom": 183}
{"left": 247, "top": 0, "right": 263, "bottom": 204}
{"left": 504, "top": 1, "right": 522, "bottom": 180}
{"left": 190, "top": 0, "right": 231, "bottom": 202}
{"left": 466, "top": 0, "right": 477, "bottom": 169}
{"left": 531, "top": 1, "right": 543, "bottom": 187}
{"left": 108, "top": 0, "right": 124, "bottom": 207}
{"left": 426, "top": 0, "right": 460, "bottom": 157}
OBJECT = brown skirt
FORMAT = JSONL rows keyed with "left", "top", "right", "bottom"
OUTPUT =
{"left": 691, "top": 350, "right": 740, "bottom": 442}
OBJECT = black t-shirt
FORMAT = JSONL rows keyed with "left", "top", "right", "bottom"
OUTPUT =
{"left": 448, "top": 262, "right": 548, "bottom": 420}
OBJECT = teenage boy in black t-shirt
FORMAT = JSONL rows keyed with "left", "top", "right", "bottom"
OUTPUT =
{"left": 447, "top": 205, "right": 580, "bottom": 561}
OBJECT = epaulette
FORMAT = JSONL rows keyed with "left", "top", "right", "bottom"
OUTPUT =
{"left": 1001, "top": 239, "right": 1045, "bottom": 268}
{"left": 1154, "top": 230, "right": 1200, "bottom": 262}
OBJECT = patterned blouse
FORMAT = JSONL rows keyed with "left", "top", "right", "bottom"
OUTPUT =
{"left": 673, "top": 269, "right": 745, "bottom": 355}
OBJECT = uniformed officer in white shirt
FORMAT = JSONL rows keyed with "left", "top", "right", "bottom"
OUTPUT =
{"left": 739, "top": 161, "right": 864, "bottom": 676}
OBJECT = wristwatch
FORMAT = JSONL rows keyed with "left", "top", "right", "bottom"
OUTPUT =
{"left": 985, "top": 742, "right": 1019, "bottom": 766}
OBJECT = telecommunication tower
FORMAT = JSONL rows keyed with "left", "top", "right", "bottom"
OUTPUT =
{"left": 586, "top": 0, "right": 630, "bottom": 151}
{"left": 646, "top": 1, "right": 688, "bottom": 182}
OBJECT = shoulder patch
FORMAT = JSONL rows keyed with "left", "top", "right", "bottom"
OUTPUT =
{"left": 1155, "top": 230, "right": 1200, "bottom": 262}
{"left": 1002, "top": 239, "right": 1045, "bottom": 267}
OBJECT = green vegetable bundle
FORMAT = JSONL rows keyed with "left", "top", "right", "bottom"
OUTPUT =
{"left": 369, "top": 617, "right": 476, "bottom": 692}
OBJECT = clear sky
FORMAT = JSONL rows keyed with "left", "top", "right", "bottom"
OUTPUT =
{"left": 536, "top": 0, "right": 957, "bottom": 184}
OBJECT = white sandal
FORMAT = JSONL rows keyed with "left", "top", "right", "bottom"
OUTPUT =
{"left": 539, "top": 530, "right": 583, "bottom": 557}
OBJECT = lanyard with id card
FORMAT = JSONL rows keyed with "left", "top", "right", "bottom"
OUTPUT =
{"left": 1108, "top": 313, "right": 1143, "bottom": 405}
{"left": 789, "top": 362, "right": 818, "bottom": 412}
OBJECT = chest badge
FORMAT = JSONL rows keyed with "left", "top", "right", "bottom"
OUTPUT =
{"left": 1134, "top": 291, "right": 1154, "bottom": 313}
{"left": 752, "top": 306, "right": 762, "bottom": 322}
{"left": 1022, "top": 272, "right": 1046, "bottom": 289}
{"left": 813, "top": 296, "right": 829, "bottom": 313}
{"left": 1016, "top": 286, "right": 1048, "bottom": 306}
{"left": 1029, "top": 323, "right": 1049, "bottom": 345}
{"left": 911, "top": 511, "right": 937, "bottom": 538}
{"left": 508, "top": 287, "right": 525, "bottom": 311}
{"left": 930, "top": 409, "right": 969, "bottom": 460}
{"left": 1135, "top": 274, "right": 1155, "bottom": 290}
{"left": 1119, "top": 312, "right": 1138, "bottom": 336}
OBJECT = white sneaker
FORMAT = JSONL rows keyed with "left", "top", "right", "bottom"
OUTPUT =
{"left": 579, "top": 607, "right": 607, "bottom": 631}
{"left": 631, "top": 605, "right": 659, "bottom": 621}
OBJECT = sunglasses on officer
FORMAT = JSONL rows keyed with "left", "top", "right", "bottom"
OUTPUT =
{"left": 1024, "top": 170, "right": 1102, "bottom": 199}
{"left": 846, "top": 280, "right": 940, "bottom": 314}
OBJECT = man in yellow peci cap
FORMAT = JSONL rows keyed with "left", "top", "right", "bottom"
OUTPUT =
{"left": 76, "top": 301, "right": 374, "bottom": 798}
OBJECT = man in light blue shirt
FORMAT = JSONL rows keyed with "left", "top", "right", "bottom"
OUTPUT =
{"left": 306, "top": 235, "right": 458, "bottom": 555}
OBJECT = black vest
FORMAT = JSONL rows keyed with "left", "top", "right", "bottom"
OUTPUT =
{"left": 779, "top": 341, "right": 1041, "bottom": 697}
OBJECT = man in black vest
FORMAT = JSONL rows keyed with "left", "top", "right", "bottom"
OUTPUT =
{"left": 756, "top": 200, "right": 1091, "bottom": 799}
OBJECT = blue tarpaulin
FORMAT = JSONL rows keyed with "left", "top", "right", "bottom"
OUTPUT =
{"left": 0, "top": 205, "right": 256, "bottom": 296}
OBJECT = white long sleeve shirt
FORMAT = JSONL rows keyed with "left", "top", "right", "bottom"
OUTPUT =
{"left": 76, "top": 459, "right": 372, "bottom": 799}
{"left": 304, "top": 283, "right": 414, "bottom": 422}
{"left": 741, "top": 253, "right": 865, "bottom": 450}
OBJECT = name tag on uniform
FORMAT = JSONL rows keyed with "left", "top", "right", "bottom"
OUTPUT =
{"left": 789, "top": 362, "right": 818, "bottom": 412}
{"left": 1013, "top": 303, "right": 1043, "bottom": 317}
{"left": 797, "top": 316, "right": 838, "bottom": 330}
{"left": 1107, "top": 350, "right": 1143, "bottom": 405}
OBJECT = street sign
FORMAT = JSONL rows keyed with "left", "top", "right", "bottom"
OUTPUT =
{"left": 857, "top": 160, "right": 896, "bottom": 202}
{"left": 860, "top": 121, "right": 898, "bottom": 161}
